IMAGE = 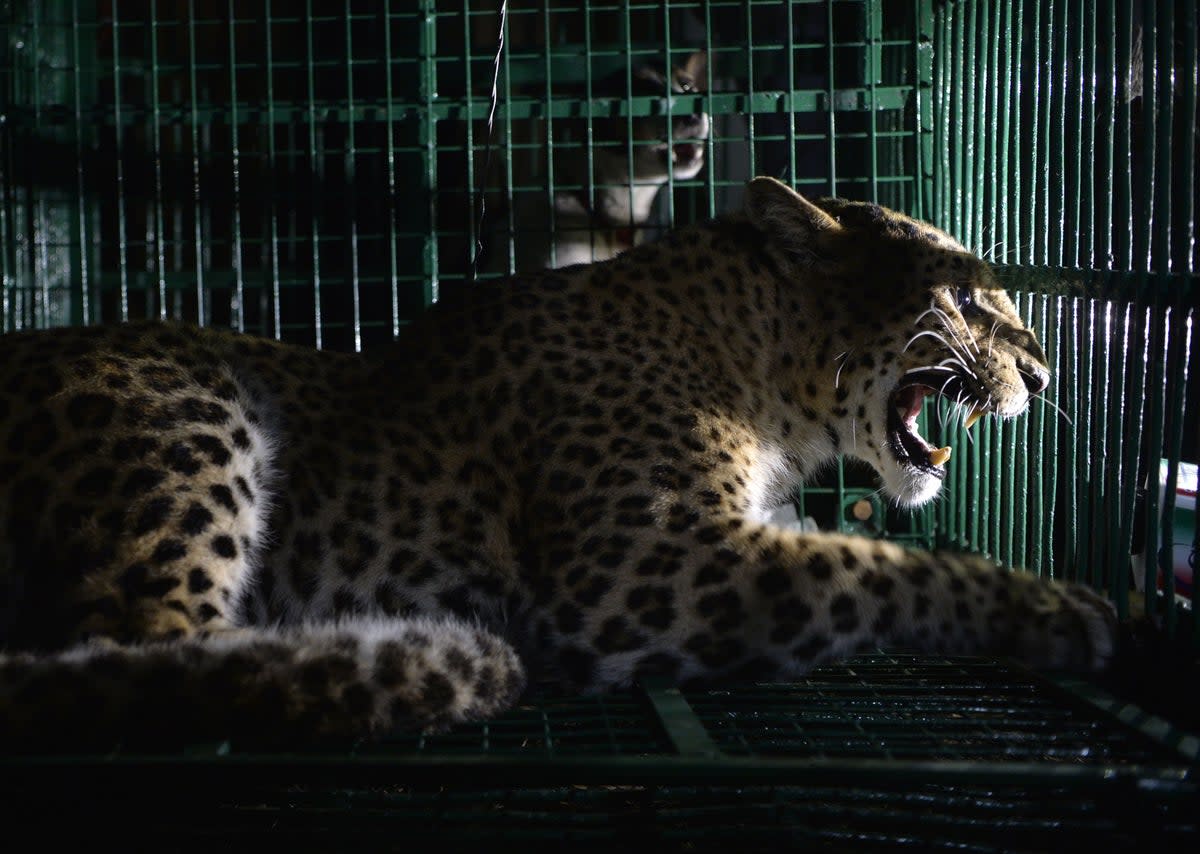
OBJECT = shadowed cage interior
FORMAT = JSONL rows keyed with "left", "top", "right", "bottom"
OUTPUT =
{"left": 1, "top": 0, "right": 1197, "bottom": 845}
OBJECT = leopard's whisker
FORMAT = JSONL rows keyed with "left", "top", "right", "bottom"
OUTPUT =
{"left": 925, "top": 304, "right": 981, "bottom": 357}
{"left": 904, "top": 364, "right": 957, "bottom": 377}
{"left": 834, "top": 350, "right": 853, "bottom": 390}
{"left": 926, "top": 353, "right": 977, "bottom": 381}
{"left": 926, "top": 303, "right": 980, "bottom": 357}
{"left": 935, "top": 373, "right": 957, "bottom": 433}
{"left": 979, "top": 239, "right": 1006, "bottom": 263}
{"left": 913, "top": 307, "right": 944, "bottom": 329}
{"left": 959, "top": 397, "right": 978, "bottom": 447}
{"left": 986, "top": 319, "right": 1000, "bottom": 359}
{"left": 1031, "top": 392, "right": 1075, "bottom": 428}
{"left": 914, "top": 306, "right": 976, "bottom": 361}
{"left": 903, "top": 331, "right": 977, "bottom": 377}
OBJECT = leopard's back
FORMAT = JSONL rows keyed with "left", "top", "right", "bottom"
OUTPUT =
{"left": 0, "top": 178, "right": 1117, "bottom": 749}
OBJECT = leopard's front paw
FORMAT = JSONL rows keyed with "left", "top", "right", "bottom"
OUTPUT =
{"left": 1052, "top": 581, "right": 1118, "bottom": 671}
{"left": 999, "top": 576, "right": 1117, "bottom": 672}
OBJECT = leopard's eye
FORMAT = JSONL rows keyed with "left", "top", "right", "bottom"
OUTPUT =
{"left": 956, "top": 286, "right": 973, "bottom": 309}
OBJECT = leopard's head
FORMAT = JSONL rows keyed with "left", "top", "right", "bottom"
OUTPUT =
{"left": 592, "top": 50, "right": 710, "bottom": 183}
{"left": 745, "top": 176, "right": 1050, "bottom": 509}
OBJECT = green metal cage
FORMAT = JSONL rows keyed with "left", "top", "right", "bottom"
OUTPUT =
{"left": 4, "top": 0, "right": 1196, "bottom": 615}
{"left": 3, "top": 654, "right": 1199, "bottom": 847}
{"left": 2, "top": 0, "right": 1199, "bottom": 845}
{"left": 929, "top": 1, "right": 1199, "bottom": 641}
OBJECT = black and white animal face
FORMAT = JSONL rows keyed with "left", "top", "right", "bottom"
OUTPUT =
{"left": 594, "top": 50, "right": 711, "bottom": 183}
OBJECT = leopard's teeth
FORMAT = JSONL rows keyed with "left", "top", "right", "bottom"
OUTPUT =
{"left": 929, "top": 446, "right": 952, "bottom": 467}
{"left": 964, "top": 407, "right": 983, "bottom": 429}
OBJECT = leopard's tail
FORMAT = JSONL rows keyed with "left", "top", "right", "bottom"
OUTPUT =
{"left": 0, "top": 616, "right": 525, "bottom": 752}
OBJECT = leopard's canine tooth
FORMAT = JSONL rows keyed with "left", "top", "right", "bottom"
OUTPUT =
{"left": 929, "top": 446, "right": 952, "bottom": 467}
{"left": 964, "top": 407, "right": 983, "bottom": 429}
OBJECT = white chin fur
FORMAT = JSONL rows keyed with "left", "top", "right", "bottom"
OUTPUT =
{"left": 878, "top": 458, "right": 944, "bottom": 509}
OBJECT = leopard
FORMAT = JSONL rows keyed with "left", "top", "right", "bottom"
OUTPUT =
{"left": 496, "top": 50, "right": 710, "bottom": 273}
{"left": 0, "top": 176, "right": 1117, "bottom": 751}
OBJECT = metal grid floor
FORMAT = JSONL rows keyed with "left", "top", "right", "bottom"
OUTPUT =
{"left": 3, "top": 654, "right": 1196, "bottom": 849}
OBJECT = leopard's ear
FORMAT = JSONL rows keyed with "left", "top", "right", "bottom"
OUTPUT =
{"left": 744, "top": 177, "right": 841, "bottom": 259}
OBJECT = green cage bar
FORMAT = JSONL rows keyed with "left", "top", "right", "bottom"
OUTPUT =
{"left": 1, "top": 0, "right": 937, "bottom": 539}
{"left": 1, "top": 654, "right": 1198, "bottom": 845}
{"left": 3, "top": 0, "right": 1197, "bottom": 620}
{"left": 3, "top": 0, "right": 1200, "bottom": 841}
{"left": 929, "top": 0, "right": 1198, "bottom": 644}
{"left": 3, "top": 0, "right": 1198, "bottom": 610}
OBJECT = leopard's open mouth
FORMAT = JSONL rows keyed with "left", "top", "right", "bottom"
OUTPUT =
{"left": 654, "top": 140, "right": 705, "bottom": 168}
{"left": 670, "top": 142, "right": 704, "bottom": 166}
{"left": 886, "top": 369, "right": 984, "bottom": 477}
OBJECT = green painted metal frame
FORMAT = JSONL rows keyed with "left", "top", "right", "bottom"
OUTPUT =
{"left": 2, "top": 5, "right": 1200, "bottom": 831}
{"left": 1, "top": 0, "right": 935, "bottom": 539}
{"left": 2, "top": 657, "right": 1198, "bottom": 852}
{"left": 4, "top": 0, "right": 1199, "bottom": 616}
{"left": 2, "top": 655, "right": 1197, "bottom": 778}
{"left": 928, "top": 0, "right": 1198, "bottom": 646}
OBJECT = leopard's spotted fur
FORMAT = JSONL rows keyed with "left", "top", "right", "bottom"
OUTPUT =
{"left": 0, "top": 177, "right": 1115, "bottom": 749}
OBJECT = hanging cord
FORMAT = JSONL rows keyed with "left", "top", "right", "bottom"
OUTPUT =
{"left": 470, "top": 0, "right": 509, "bottom": 284}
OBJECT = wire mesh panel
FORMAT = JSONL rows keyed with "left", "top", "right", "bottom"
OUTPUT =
{"left": 3, "top": 777, "right": 1194, "bottom": 850}
{"left": 3, "top": 5, "right": 1200, "bottom": 832}
{"left": 6, "top": 3, "right": 1199, "bottom": 582}
{"left": 686, "top": 655, "right": 1179, "bottom": 762}
{"left": 0, "top": 0, "right": 939, "bottom": 536}
{"left": 2, "top": 656, "right": 1197, "bottom": 848}
{"left": 1, "top": 1, "right": 930, "bottom": 329}
{"left": 468, "top": 0, "right": 935, "bottom": 539}
{"left": 2, "top": 0, "right": 444, "bottom": 351}
{"left": 363, "top": 692, "right": 673, "bottom": 757}
{"left": 926, "top": 0, "right": 1199, "bottom": 640}
{"left": 473, "top": 1, "right": 928, "bottom": 275}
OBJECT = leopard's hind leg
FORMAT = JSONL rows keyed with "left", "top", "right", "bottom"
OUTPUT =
{"left": 1, "top": 346, "right": 274, "bottom": 648}
{"left": 0, "top": 615, "right": 526, "bottom": 750}
{"left": 0, "top": 329, "right": 528, "bottom": 746}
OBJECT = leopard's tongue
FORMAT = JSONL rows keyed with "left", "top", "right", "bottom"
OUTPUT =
{"left": 894, "top": 388, "right": 988, "bottom": 468}
{"left": 895, "top": 386, "right": 952, "bottom": 468}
